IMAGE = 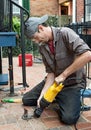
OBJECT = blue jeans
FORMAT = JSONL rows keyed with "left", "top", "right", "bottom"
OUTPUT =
{"left": 22, "top": 80, "right": 84, "bottom": 125}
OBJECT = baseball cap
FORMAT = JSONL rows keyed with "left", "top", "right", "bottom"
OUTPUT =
{"left": 24, "top": 14, "right": 48, "bottom": 38}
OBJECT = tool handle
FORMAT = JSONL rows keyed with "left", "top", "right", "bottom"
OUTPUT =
{"left": 43, "top": 81, "right": 64, "bottom": 103}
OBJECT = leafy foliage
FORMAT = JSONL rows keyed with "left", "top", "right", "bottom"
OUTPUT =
{"left": 12, "top": 16, "right": 20, "bottom": 36}
{"left": 47, "top": 15, "right": 59, "bottom": 27}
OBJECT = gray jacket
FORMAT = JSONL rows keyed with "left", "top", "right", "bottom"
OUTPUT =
{"left": 39, "top": 27, "right": 90, "bottom": 88}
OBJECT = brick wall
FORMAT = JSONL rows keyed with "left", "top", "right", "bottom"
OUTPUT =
{"left": 30, "top": 0, "right": 59, "bottom": 16}
{"left": 30, "top": 0, "right": 84, "bottom": 23}
{"left": 59, "top": 0, "right": 67, "bottom": 4}
{"left": 76, "top": 0, "right": 84, "bottom": 22}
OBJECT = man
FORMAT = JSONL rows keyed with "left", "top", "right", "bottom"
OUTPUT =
{"left": 22, "top": 14, "right": 91, "bottom": 125}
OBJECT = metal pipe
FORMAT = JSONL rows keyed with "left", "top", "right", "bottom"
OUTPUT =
{"left": 8, "top": 0, "right": 15, "bottom": 95}
{"left": 20, "top": 9, "right": 29, "bottom": 88}
{"left": 84, "top": 0, "right": 85, "bottom": 22}
{"left": 0, "top": 47, "right": 2, "bottom": 73}
{"left": 72, "top": 0, "right": 76, "bottom": 23}
{"left": 10, "top": 0, "right": 29, "bottom": 22}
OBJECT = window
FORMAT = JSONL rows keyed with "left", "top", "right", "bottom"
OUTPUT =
{"left": 85, "top": 0, "right": 91, "bottom": 21}
{"left": 22, "top": 0, "right": 30, "bottom": 13}
{"left": 12, "top": 0, "right": 22, "bottom": 14}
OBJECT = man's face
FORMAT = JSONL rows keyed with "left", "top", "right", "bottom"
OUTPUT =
{"left": 31, "top": 25, "right": 49, "bottom": 44}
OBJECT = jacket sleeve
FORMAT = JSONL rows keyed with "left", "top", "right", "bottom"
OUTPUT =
{"left": 62, "top": 27, "right": 91, "bottom": 56}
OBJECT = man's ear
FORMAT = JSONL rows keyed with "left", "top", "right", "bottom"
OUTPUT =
{"left": 38, "top": 25, "right": 44, "bottom": 32}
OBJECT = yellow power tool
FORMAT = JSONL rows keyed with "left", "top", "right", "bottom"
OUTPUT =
{"left": 34, "top": 81, "right": 64, "bottom": 117}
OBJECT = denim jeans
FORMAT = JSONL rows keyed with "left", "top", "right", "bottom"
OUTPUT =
{"left": 56, "top": 86, "right": 81, "bottom": 125}
{"left": 22, "top": 79, "right": 84, "bottom": 125}
{"left": 22, "top": 79, "right": 45, "bottom": 106}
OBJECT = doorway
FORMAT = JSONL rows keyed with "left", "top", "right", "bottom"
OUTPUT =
{"left": 61, "top": 5, "right": 68, "bottom": 15}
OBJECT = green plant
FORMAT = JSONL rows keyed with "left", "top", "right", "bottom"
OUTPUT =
{"left": 12, "top": 16, "right": 20, "bottom": 36}
{"left": 47, "top": 15, "right": 59, "bottom": 27}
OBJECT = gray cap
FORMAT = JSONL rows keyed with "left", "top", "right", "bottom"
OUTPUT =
{"left": 24, "top": 14, "right": 48, "bottom": 38}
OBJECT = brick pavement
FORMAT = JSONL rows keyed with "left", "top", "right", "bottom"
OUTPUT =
{"left": 0, "top": 57, "right": 91, "bottom": 130}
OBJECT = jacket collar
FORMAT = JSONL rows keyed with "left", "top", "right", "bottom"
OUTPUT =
{"left": 51, "top": 26, "right": 61, "bottom": 44}
{"left": 40, "top": 26, "right": 61, "bottom": 50}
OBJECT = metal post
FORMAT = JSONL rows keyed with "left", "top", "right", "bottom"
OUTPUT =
{"left": 0, "top": 47, "right": 2, "bottom": 74}
{"left": 72, "top": 0, "right": 76, "bottom": 23}
{"left": 8, "top": 47, "right": 15, "bottom": 95}
{"left": 8, "top": 0, "right": 17, "bottom": 96}
{"left": 0, "top": 0, "right": 4, "bottom": 74}
{"left": 20, "top": 9, "right": 29, "bottom": 88}
{"left": 84, "top": 0, "right": 85, "bottom": 23}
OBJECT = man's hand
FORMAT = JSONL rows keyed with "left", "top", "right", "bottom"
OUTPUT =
{"left": 55, "top": 73, "right": 66, "bottom": 84}
{"left": 37, "top": 95, "right": 43, "bottom": 107}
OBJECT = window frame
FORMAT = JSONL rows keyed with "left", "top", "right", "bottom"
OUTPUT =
{"left": 85, "top": 0, "right": 91, "bottom": 22}
{"left": 12, "top": 0, "right": 22, "bottom": 14}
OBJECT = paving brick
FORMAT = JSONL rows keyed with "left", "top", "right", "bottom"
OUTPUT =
{"left": 47, "top": 126, "right": 72, "bottom": 130}
{"left": 78, "top": 115, "right": 87, "bottom": 122}
{"left": 82, "top": 110, "right": 91, "bottom": 118}
{"left": 47, "top": 128, "right": 60, "bottom": 130}
{"left": 5, "top": 114, "right": 17, "bottom": 124}
{"left": 0, "top": 124, "right": 20, "bottom": 130}
{"left": 0, "top": 115, "right": 6, "bottom": 125}
{"left": 41, "top": 117, "right": 64, "bottom": 129}
{"left": 29, "top": 118, "right": 47, "bottom": 130}
{"left": 84, "top": 98, "right": 91, "bottom": 106}
{"left": 77, "top": 122, "right": 91, "bottom": 129}
{"left": 58, "top": 126, "right": 72, "bottom": 130}
{"left": 17, "top": 120, "right": 33, "bottom": 130}
{"left": 43, "top": 108, "right": 59, "bottom": 118}
{"left": 86, "top": 116, "right": 91, "bottom": 121}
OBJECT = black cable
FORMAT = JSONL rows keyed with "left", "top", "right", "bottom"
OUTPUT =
{"left": 74, "top": 124, "right": 78, "bottom": 130}
{"left": 80, "top": 77, "right": 87, "bottom": 113}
